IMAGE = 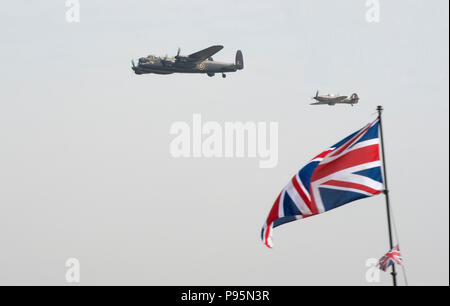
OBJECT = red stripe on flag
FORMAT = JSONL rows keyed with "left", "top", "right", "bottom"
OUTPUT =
{"left": 322, "top": 180, "right": 382, "bottom": 195}
{"left": 291, "top": 176, "right": 317, "bottom": 215}
{"left": 312, "top": 145, "right": 380, "bottom": 181}
{"left": 311, "top": 149, "right": 333, "bottom": 160}
{"left": 329, "top": 123, "right": 373, "bottom": 157}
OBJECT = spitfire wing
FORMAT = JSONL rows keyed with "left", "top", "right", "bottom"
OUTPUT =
{"left": 188, "top": 45, "right": 224, "bottom": 63}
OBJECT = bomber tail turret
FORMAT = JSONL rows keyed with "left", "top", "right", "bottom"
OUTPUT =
{"left": 235, "top": 50, "right": 244, "bottom": 70}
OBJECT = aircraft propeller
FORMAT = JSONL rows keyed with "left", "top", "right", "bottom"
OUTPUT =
{"left": 131, "top": 59, "right": 136, "bottom": 68}
{"left": 174, "top": 47, "right": 190, "bottom": 63}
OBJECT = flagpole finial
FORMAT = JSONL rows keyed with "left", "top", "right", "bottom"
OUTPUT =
{"left": 377, "top": 105, "right": 383, "bottom": 112}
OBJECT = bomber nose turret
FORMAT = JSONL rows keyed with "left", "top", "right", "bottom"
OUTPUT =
{"left": 131, "top": 59, "right": 142, "bottom": 74}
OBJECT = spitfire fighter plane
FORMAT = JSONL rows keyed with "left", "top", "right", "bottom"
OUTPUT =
{"left": 131, "top": 45, "right": 243, "bottom": 78}
{"left": 310, "top": 91, "right": 359, "bottom": 106}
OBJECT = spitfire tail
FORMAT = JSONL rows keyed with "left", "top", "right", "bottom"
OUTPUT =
{"left": 235, "top": 50, "right": 244, "bottom": 70}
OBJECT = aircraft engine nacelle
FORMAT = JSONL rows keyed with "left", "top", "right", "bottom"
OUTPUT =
{"left": 207, "top": 73, "right": 215, "bottom": 77}
{"left": 161, "top": 60, "right": 173, "bottom": 68}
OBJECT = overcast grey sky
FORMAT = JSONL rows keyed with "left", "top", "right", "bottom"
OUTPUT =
{"left": 0, "top": 0, "right": 448, "bottom": 285}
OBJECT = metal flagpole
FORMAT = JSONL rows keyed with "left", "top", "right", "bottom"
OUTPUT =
{"left": 376, "top": 105, "right": 398, "bottom": 286}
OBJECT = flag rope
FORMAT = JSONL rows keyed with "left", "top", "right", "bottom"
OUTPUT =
{"left": 390, "top": 205, "right": 409, "bottom": 286}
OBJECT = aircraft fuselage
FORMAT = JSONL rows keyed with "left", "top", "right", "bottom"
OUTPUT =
{"left": 133, "top": 59, "right": 238, "bottom": 75}
{"left": 310, "top": 93, "right": 359, "bottom": 106}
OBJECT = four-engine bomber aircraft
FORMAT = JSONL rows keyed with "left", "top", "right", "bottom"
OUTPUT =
{"left": 310, "top": 91, "right": 359, "bottom": 106}
{"left": 132, "top": 45, "right": 243, "bottom": 78}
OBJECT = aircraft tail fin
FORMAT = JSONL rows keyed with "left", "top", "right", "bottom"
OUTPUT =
{"left": 235, "top": 50, "right": 244, "bottom": 70}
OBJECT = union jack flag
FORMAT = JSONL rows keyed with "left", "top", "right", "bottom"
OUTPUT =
{"left": 261, "top": 118, "right": 383, "bottom": 248}
{"left": 378, "top": 245, "right": 403, "bottom": 271}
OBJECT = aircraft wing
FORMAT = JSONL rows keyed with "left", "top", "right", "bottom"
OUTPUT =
{"left": 188, "top": 45, "right": 224, "bottom": 63}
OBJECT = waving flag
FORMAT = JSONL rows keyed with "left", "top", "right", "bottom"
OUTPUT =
{"left": 378, "top": 245, "right": 403, "bottom": 271}
{"left": 261, "top": 118, "right": 383, "bottom": 248}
